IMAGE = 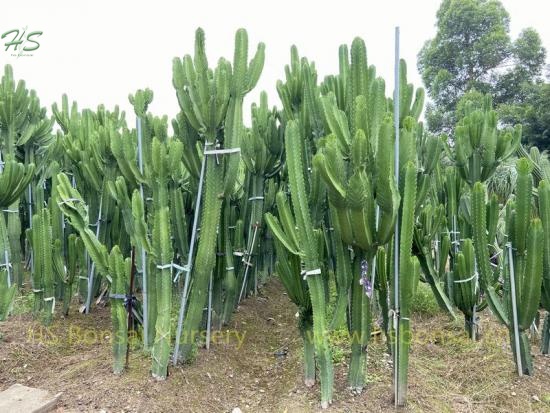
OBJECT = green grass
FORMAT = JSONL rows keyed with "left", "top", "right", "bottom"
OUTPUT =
{"left": 411, "top": 282, "right": 441, "bottom": 317}
{"left": 11, "top": 291, "right": 35, "bottom": 316}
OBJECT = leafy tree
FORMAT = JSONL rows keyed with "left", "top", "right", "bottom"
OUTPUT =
{"left": 499, "top": 82, "right": 550, "bottom": 150}
{"left": 418, "top": 0, "right": 547, "bottom": 138}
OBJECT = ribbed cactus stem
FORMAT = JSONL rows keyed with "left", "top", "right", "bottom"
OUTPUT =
{"left": 136, "top": 115, "right": 150, "bottom": 350}
{"left": 348, "top": 251, "right": 371, "bottom": 391}
{"left": 177, "top": 155, "right": 224, "bottom": 362}
{"left": 109, "top": 247, "right": 129, "bottom": 375}
{"left": 507, "top": 242, "right": 523, "bottom": 376}
{"left": 396, "top": 161, "right": 418, "bottom": 406}
{"left": 299, "top": 312, "right": 316, "bottom": 387}
{"left": 0, "top": 214, "right": 15, "bottom": 320}
{"left": 285, "top": 121, "right": 333, "bottom": 408}
{"left": 538, "top": 180, "right": 550, "bottom": 354}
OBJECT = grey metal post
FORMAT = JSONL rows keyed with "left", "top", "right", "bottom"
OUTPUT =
{"left": 173, "top": 153, "right": 207, "bottom": 365}
{"left": 393, "top": 25, "right": 401, "bottom": 407}
{"left": 136, "top": 116, "right": 149, "bottom": 349}
{"left": 507, "top": 242, "right": 523, "bottom": 376}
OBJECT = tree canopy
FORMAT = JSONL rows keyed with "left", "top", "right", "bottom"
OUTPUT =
{"left": 418, "top": 0, "right": 547, "bottom": 145}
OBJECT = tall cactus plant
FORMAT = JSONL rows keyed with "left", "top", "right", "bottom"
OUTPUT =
{"left": 538, "top": 179, "right": 550, "bottom": 354}
{"left": 0, "top": 160, "right": 34, "bottom": 319}
{"left": 472, "top": 158, "right": 543, "bottom": 375}
{"left": 172, "top": 28, "right": 264, "bottom": 362}
{"left": 238, "top": 91, "right": 283, "bottom": 299}
{"left": 0, "top": 65, "right": 53, "bottom": 288}
{"left": 267, "top": 121, "right": 334, "bottom": 408}
{"left": 56, "top": 173, "right": 132, "bottom": 374}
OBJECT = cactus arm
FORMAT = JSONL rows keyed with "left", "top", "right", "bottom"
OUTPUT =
{"left": 472, "top": 182, "right": 509, "bottom": 325}
{"left": 264, "top": 213, "right": 300, "bottom": 256}
{"left": 518, "top": 219, "right": 543, "bottom": 331}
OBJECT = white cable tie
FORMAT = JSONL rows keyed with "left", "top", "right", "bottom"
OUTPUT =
{"left": 490, "top": 250, "right": 502, "bottom": 260}
{"left": 172, "top": 263, "right": 186, "bottom": 282}
{"left": 242, "top": 259, "right": 254, "bottom": 267}
{"left": 389, "top": 309, "right": 399, "bottom": 330}
{"left": 226, "top": 266, "right": 234, "bottom": 271}
{"left": 248, "top": 196, "right": 264, "bottom": 201}
{"left": 233, "top": 251, "right": 244, "bottom": 257}
{"left": 0, "top": 262, "right": 12, "bottom": 268}
{"left": 2, "top": 209, "right": 18, "bottom": 213}
{"left": 301, "top": 268, "right": 321, "bottom": 280}
{"left": 204, "top": 148, "right": 241, "bottom": 155}
{"left": 32, "top": 288, "right": 44, "bottom": 293}
{"left": 44, "top": 296, "right": 56, "bottom": 314}
{"left": 454, "top": 273, "right": 477, "bottom": 283}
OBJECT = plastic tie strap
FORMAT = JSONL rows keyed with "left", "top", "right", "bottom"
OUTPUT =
{"left": 2, "top": 209, "right": 18, "bottom": 213}
{"left": 109, "top": 293, "right": 138, "bottom": 312}
{"left": 44, "top": 296, "right": 56, "bottom": 314}
{"left": 453, "top": 272, "right": 478, "bottom": 283}
{"left": 204, "top": 147, "right": 241, "bottom": 155}
{"left": 301, "top": 268, "right": 321, "bottom": 280}
{"left": 248, "top": 196, "right": 264, "bottom": 201}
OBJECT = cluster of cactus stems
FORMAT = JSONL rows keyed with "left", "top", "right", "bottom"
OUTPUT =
{"left": 170, "top": 27, "right": 265, "bottom": 363}
{"left": 2, "top": 25, "right": 550, "bottom": 410}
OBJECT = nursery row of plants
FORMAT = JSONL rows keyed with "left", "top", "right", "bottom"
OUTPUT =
{"left": 0, "top": 27, "right": 549, "bottom": 408}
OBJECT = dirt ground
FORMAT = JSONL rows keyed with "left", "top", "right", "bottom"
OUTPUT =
{"left": 1, "top": 279, "right": 549, "bottom": 413}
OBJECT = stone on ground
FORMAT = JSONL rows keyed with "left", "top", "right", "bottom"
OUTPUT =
{"left": 0, "top": 384, "right": 60, "bottom": 413}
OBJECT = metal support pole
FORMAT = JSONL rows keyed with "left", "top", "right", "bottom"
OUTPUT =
{"left": 393, "top": 26, "right": 401, "bottom": 407}
{"left": 136, "top": 116, "right": 149, "bottom": 349}
{"left": 173, "top": 153, "right": 207, "bottom": 365}
{"left": 239, "top": 223, "right": 259, "bottom": 303}
{"left": 507, "top": 242, "right": 523, "bottom": 376}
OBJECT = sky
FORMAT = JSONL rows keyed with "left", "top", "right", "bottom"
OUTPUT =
{"left": 1, "top": 0, "right": 550, "bottom": 125}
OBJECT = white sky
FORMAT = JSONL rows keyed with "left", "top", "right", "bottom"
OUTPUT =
{"left": 2, "top": 0, "right": 549, "bottom": 125}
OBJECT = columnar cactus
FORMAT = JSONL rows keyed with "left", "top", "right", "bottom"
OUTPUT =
{"left": 238, "top": 92, "right": 283, "bottom": 299}
{"left": 108, "top": 246, "right": 130, "bottom": 374}
{"left": 56, "top": 173, "right": 132, "bottom": 374}
{"left": 267, "top": 121, "right": 334, "bottom": 408}
{"left": 538, "top": 179, "right": 550, "bottom": 354}
{"left": 0, "top": 159, "right": 34, "bottom": 319}
{"left": 29, "top": 208, "right": 55, "bottom": 325}
{"left": 450, "top": 95, "right": 520, "bottom": 186}
{"left": 472, "top": 158, "right": 543, "bottom": 375}
{"left": 172, "top": 28, "right": 264, "bottom": 362}
{"left": 0, "top": 65, "right": 53, "bottom": 287}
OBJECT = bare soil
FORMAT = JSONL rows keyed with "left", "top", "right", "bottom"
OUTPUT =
{"left": 1, "top": 279, "right": 549, "bottom": 412}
